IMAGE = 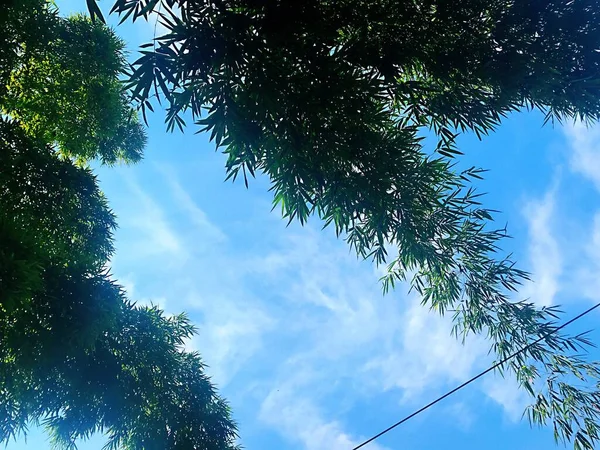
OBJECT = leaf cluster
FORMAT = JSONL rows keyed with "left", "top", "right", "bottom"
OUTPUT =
{"left": 1, "top": 2, "right": 146, "bottom": 164}
{"left": 1, "top": 2, "right": 239, "bottom": 449}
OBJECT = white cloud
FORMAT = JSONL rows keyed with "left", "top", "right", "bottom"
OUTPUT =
{"left": 520, "top": 189, "right": 561, "bottom": 307}
{"left": 564, "top": 122, "right": 600, "bottom": 190}
{"left": 576, "top": 212, "right": 600, "bottom": 302}
{"left": 105, "top": 168, "right": 275, "bottom": 388}
{"left": 119, "top": 174, "right": 184, "bottom": 259}
{"left": 159, "top": 166, "right": 227, "bottom": 244}
{"left": 118, "top": 275, "right": 169, "bottom": 311}
{"left": 481, "top": 121, "right": 600, "bottom": 425}
{"left": 260, "top": 374, "right": 389, "bottom": 450}
{"left": 444, "top": 402, "right": 476, "bottom": 431}
{"left": 188, "top": 294, "right": 275, "bottom": 387}
{"left": 483, "top": 373, "right": 529, "bottom": 423}
{"left": 245, "top": 226, "right": 521, "bottom": 446}
{"left": 562, "top": 122, "right": 600, "bottom": 302}
{"left": 118, "top": 274, "right": 137, "bottom": 298}
{"left": 101, "top": 163, "right": 536, "bottom": 450}
{"left": 363, "top": 297, "right": 488, "bottom": 401}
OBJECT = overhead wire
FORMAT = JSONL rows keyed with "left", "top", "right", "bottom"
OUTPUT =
{"left": 351, "top": 301, "right": 600, "bottom": 450}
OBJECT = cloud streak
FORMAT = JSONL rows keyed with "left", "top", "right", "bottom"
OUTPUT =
{"left": 562, "top": 122, "right": 600, "bottom": 304}
{"left": 564, "top": 122, "right": 600, "bottom": 190}
{"left": 100, "top": 162, "right": 544, "bottom": 450}
{"left": 521, "top": 188, "right": 561, "bottom": 307}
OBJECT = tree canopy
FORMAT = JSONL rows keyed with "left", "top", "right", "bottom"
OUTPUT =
{"left": 0, "top": 2, "right": 238, "bottom": 449}
{"left": 94, "top": 0, "right": 600, "bottom": 448}
{"left": 1, "top": 1, "right": 145, "bottom": 164}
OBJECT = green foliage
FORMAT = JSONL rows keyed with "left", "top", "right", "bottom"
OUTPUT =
{"left": 0, "top": 119, "right": 116, "bottom": 270}
{"left": 1, "top": 2, "right": 146, "bottom": 164}
{"left": 1, "top": 2, "right": 238, "bottom": 449}
{"left": 101, "top": 0, "right": 600, "bottom": 447}
{"left": 0, "top": 117, "right": 119, "bottom": 348}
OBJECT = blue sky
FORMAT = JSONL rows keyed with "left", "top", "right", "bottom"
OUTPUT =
{"left": 9, "top": 2, "right": 600, "bottom": 449}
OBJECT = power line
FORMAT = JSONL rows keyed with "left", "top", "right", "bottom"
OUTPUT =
{"left": 352, "top": 301, "right": 600, "bottom": 450}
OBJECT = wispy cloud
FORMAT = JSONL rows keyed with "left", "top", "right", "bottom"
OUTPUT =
{"left": 243, "top": 226, "right": 514, "bottom": 445}
{"left": 117, "top": 275, "right": 169, "bottom": 311}
{"left": 117, "top": 173, "right": 184, "bottom": 259}
{"left": 564, "top": 122, "right": 600, "bottom": 190}
{"left": 562, "top": 122, "right": 600, "bottom": 303}
{"left": 260, "top": 371, "right": 389, "bottom": 450}
{"left": 100, "top": 163, "right": 539, "bottom": 450}
{"left": 578, "top": 213, "right": 600, "bottom": 302}
{"left": 521, "top": 187, "right": 561, "bottom": 307}
{"left": 103, "top": 166, "right": 274, "bottom": 388}
{"left": 483, "top": 374, "right": 528, "bottom": 423}
{"left": 188, "top": 293, "right": 275, "bottom": 387}
{"left": 363, "top": 297, "right": 488, "bottom": 400}
{"left": 159, "top": 166, "right": 227, "bottom": 244}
